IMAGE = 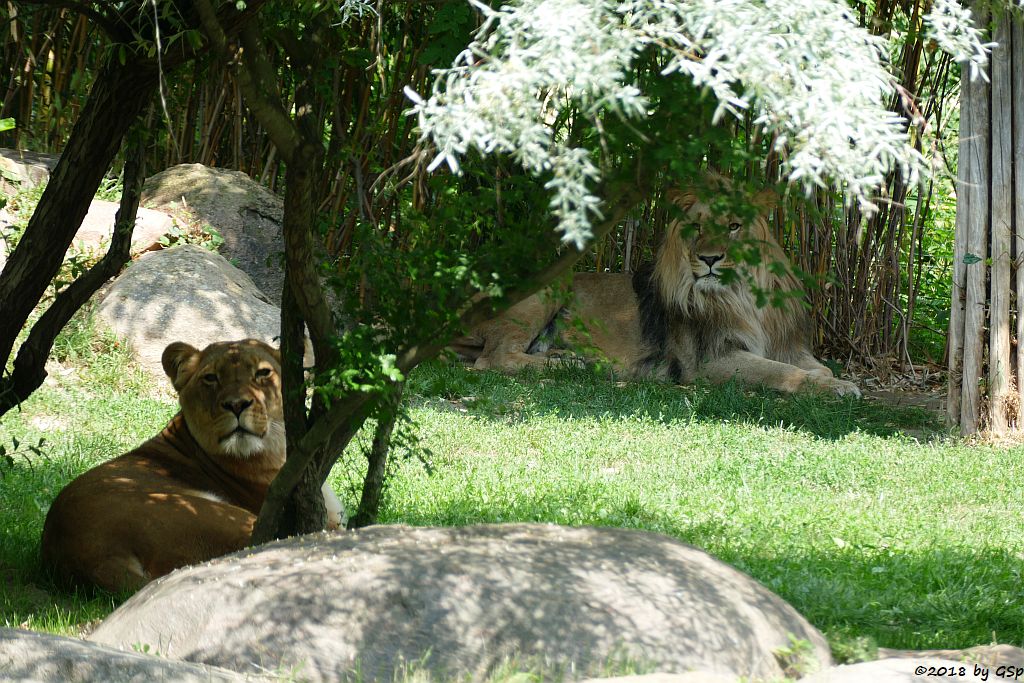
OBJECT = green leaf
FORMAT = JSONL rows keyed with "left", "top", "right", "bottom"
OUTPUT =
{"left": 963, "top": 253, "right": 982, "bottom": 265}
{"left": 0, "top": 117, "right": 14, "bottom": 133}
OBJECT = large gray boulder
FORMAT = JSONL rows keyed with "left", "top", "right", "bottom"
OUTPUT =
{"left": 94, "top": 244, "right": 281, "bottom": 377}
{"left": 0, "top": 628, "right": 272, "bottom": 682}
{"left": 142, "top": 164, "right": 285, "bottom": 305}
{"left": 71, "top": 199, "right": 176, "bottom": 256}
{"left": 0, "top": 148, "right": 58, "bottom": 191}
{"left": 89, "top": 524, "right": 832, "bottom": 682}
{"left": 582, "top": 674, "right": 737, "bottom": 682}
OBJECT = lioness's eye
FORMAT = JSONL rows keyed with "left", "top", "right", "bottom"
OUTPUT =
{"left": 202, "top": 373, "right": 218, "bottom": 384}
{"left": 255, "top": 367, "right": 272, "bottom": 378}
{"left": 729, "top": 222, "right": 742, "bottom": 233}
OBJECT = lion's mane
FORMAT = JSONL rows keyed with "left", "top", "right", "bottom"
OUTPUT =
{"left": 633, "top": 190, "right": 816, "bottom": 383}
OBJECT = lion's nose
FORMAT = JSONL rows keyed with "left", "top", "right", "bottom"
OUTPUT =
{"left": 222, "top": 399, "right": 253, "bottom": 416}
{"left": 698, "top": 254, "right": 723, "bottom": 268}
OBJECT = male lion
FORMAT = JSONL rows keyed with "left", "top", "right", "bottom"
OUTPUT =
{"left": 41, "top": 339, "right": 345, "bottom": 593}
{"left": 454, "top": 186, "right": 859, "bottom": 396}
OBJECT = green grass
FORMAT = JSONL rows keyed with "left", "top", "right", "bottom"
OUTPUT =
{"left": 333, "top": 362, "right": 1023, "bottom": 655}
{"left": 3, "top": 334, "right": 1023, "bottom": 661}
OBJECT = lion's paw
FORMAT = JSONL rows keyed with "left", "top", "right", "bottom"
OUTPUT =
{"left": 826, "top": 377, "right": 861, "bottom": 398}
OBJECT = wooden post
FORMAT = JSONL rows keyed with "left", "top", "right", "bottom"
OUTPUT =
{"left": 949, "top": 7, "right": 1024, "bottom": 435}
{"left": 960, "top": 5, "right": 991, "bottom": 435}
{"left": 947, "top": 50, "right": 970, "bottom": 427}
{"left": 989, "top": 13, "right": 1013, "bottom": 432}
{"left": 1014, "top": 20, "right": 1024, "bottom": 427}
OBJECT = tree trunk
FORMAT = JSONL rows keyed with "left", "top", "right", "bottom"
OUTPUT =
{"left": 1, "top": 125, "right": 149, "bottom": 414}
{"left": 350, "top": 388, "right": 404, "bottom": 529}
{"left": 0, "top": 53, "right": 159, "bottom": 415}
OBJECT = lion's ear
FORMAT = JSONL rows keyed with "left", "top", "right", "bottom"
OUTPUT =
{"left": 161, "top": 342, "right": 201, "bottom": 391}
{"left": 752, "top": 188, "right": 778, "bottom": 211}
{"left": 665, "top": 188, "right": 698, "bottom": 210}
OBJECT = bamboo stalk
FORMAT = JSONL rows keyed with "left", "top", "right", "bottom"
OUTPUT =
{"left": 989, "top": 14, "right": 1013, "bottom": 432}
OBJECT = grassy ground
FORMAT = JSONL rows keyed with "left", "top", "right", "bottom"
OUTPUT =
{"left": 2, "top": 316, "right": 1023, "bottom": 664}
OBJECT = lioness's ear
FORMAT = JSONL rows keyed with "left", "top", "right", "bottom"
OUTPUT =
{"left": 752, "top": 188, "right": 778, "bottom": 211}
{"left": 161, "top": 342, "right": 201, "bottom": 391}
{"left": 665, "top": 188, "right": 698, "bottom": 210}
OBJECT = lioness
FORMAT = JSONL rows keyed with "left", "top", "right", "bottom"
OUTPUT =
{"left": 41, "top": 339, "right": 344, "bottom": 593}
{"left": 455, "top": 187, "right": 859, "bottom": 396}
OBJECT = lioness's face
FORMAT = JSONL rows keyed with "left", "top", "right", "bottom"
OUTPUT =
{"left": 161, "top": 339, "right": 285, "bottom": 458}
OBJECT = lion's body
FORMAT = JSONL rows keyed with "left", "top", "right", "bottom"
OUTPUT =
{"left": 456, "top": 186, "right": 859, "bottom": 397}
{"left": 41, "top": 339, "right": 343, "bottom": 594}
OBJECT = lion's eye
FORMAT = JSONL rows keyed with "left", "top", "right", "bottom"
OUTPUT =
{"left": 728, "top": 222, "right": 742, "bottom": 233}
{"left": 202, "top": 373, "right": 218, "bottom": 384}
{"left": 255, "top": 367, "right": 272, "bottom": 379}
{"left": 688, "top": 221, "right": 701, "bottom": 234}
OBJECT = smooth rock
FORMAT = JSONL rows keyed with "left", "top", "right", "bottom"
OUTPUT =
{"left": 94, "top": 244, "right": 281, "bottom": 377}
{"left": 70, "top": 199, "right": 176, "bottom": 256}
{"left": 142, "top": 164, "right": 285, "bottom": 305}
{"left": 0, "top": 148, "right": 58, "bottom": 188}
{"left": 90, "top": 524, "right": 831, "bottom": 682}
{"left": 581, "top": 673, "right": 738, "bottom": 683}
{"left": 0, "top": 628, "right": 270, "bottom": 682}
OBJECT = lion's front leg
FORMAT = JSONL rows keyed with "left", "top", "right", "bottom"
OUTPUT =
{"left": 699, "top": 351, "right": 861, "bottom": 397}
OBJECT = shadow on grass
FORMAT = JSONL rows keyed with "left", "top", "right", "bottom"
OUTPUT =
{"left": 386, "top": 494, "right": 1024, "bottom": 655}
{"left": 407, "top": 360, "right": 945, "bottom": 441}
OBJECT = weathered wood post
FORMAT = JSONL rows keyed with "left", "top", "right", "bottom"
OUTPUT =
{"left": 948, "top": 6, "right": 1022, "bottom": 435}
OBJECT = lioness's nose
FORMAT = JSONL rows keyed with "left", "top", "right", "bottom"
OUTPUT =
{"left": 698, "top": 254, "right": 723, "bottom": 268}
{"left": 222, "top": 399, "right": 253, "bottom": 416}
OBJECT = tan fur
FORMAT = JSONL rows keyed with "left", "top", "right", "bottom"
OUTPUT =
{"left": 456, "top": 185, "right": 859, "bottom": 397}
{"left": 41, "top": 339, "right": 344, "bottom": 594}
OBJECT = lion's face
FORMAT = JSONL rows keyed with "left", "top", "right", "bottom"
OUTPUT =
{"left": 161, "top": 339, "right": 284, "bottom": 458}
{"left": 655, "top": 187, "right": 779, "bottom": 316}
{"left": 678, "top": 196, "right": 755, "bottom": 294}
